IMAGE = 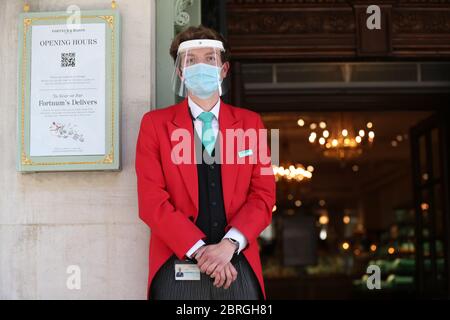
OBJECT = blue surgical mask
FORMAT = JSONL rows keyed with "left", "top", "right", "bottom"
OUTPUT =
{"left": 183, "top": 63, "right": 222, "bottom": 99}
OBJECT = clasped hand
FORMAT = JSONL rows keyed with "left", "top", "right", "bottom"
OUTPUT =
{"left": 192, "top": 239, "right": 238, "bottom": 289}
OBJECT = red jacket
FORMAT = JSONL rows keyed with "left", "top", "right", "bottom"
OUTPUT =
{"left": 135, "top": 98, "right": 276, "bottom": 299}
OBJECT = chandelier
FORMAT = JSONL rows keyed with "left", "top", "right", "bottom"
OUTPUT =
{"left": 302, "top": 114, "right": 375, "bottom": 160}
{"left": 272, "top": 164, "right": 313, "bottom": 182}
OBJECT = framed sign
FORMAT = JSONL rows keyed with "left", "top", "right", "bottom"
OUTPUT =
{"left": 17, "top": 10, "right": 121, "bottom": 172}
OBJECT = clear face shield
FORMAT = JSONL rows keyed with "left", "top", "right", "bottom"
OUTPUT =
{"left": 171, "top": 39, "right": 229, "bottom": 99}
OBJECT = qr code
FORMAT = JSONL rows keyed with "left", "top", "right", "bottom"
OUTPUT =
{"left": 61, "top": 52, "right": 76, "bottom": 67}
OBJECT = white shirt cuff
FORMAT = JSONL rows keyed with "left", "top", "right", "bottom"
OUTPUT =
{"left": 186, "top": 239, "right": 206, "bottom": 259}
{"left": 223, "top": 227, "right": 248, "bottom": 254}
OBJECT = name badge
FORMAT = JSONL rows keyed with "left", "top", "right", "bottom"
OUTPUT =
{"left": 238, "top": 149, "right": 253, "bottom": 158}
{"left": 174, "top": 260, "right": 201, "bottom": 281}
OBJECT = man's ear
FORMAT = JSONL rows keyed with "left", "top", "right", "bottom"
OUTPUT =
{"left": 176, "top": 66, "right": 183, "bottom": 80}
{"left": 221, "top": 61, "right": 230, "bottom": 79}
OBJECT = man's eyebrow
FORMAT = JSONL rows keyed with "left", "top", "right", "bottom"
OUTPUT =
{"left": 184, "top": 51, "right": 216, "bottom": 56}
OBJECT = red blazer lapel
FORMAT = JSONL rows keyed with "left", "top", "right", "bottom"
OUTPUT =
{"left": 219, "top": 101, "right": 243, "bottom": 219}
{"left": 167, "top": 99, "right": 199, "bottom": 214}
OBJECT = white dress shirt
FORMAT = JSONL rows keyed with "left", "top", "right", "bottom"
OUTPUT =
{"left": 185, "top": 96, "right": 248, "bottom": 258}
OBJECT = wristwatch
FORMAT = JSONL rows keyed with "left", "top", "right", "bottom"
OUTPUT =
{"left": 225, "top": 237, "right": 240, "bottom": 253}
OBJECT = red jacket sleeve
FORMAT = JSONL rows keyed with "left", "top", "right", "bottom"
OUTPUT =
{"left": 225, "top": 114, "right": 276, "bottom": 249}
{"left": 135, "top": 112, "right": 206, "bottom": 259}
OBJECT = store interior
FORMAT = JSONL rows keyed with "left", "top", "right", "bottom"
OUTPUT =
{"left": 257, "top": 110, "right": 445, "bottom": 299}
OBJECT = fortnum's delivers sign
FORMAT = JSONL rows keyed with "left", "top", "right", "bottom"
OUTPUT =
{"left": 17, "top": 9, "right": 121, "bottom": 172}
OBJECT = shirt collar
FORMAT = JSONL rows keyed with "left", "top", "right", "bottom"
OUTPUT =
{"left": 188, "top": 96, "right": 220, "bottom": 120}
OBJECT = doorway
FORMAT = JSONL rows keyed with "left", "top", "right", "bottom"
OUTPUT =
{"left": 259, "top": 109, "right": 449, "bottom": 299}
{"left": 241, "top": 61, "right": 450, "bottom": 299}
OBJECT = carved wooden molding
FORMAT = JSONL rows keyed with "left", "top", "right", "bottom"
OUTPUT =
{"left": 228, "top": 0, "right": 450, "bottom": 5}
{"left": 397, "top": 0, "right": 450, "bottom": 4}
{"left": 228, "top": 11, "right": 355, "bottom": 34}
{"left": 226, "top": 1, "right": 450, "bottom": 59}
{"left": 393, "top": 10, "right": 450, "bottom": 33}
{"left": 227, "top": 0, "right": 348, "bottom": 5}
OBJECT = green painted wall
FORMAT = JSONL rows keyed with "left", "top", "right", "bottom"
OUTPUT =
{"left": 155, "top": 0, "right": 202, "bottom": 109}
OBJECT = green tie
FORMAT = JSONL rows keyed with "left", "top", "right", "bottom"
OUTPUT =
{"left": 197, "top": 111, "right": 216, "bottom": 155}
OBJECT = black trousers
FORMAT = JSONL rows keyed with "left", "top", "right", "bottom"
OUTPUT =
{"left": 149, "top": 253, "right": 263, "bottom": 300}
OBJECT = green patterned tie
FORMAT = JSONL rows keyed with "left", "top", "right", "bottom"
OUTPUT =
{"left": 197, "top": 111, "right": 216, "bottom": 155}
